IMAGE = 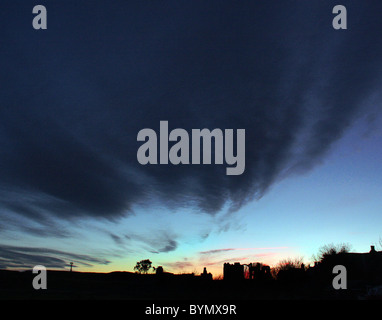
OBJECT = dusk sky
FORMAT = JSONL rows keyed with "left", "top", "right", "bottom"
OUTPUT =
{"left": 1, "top": 1, "right": 382, "bottom": 277}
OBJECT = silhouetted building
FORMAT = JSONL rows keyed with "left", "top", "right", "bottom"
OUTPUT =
{"left": 224, "top": 262, "right": 244, "bottom": 281}
{"left": 155, "top": 266, "right": 164, "bottom": 275}
{"left": 311, "top": 245, "right": 382, "bottom": 285}
{"left": 342, "top": 246, "right": 382, "bottom": 283}
{"left": 200, "top": 267, "right": 213, "bottom": 280}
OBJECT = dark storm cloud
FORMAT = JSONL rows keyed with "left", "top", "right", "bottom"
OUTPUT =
{"left": 1, "top": 1, "right": 382, "bottom": 223}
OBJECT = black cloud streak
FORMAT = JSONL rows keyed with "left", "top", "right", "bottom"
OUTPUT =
{"left": 1, "top": 1, "right": 382, "bottom": 224}
{"left": 0, "top": 245, "right": 110, "bottom": 269}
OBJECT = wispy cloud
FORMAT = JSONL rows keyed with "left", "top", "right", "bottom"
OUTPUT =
{"left": 163, "top": 261, "right": 195, "bottom": 271}
{"left": 201, "top": 252, "right": 279, "bottom": 268}
{"left": 199, "top": 247, "right": 288, "bottom": 255}
{"left": 199, "top": 248, "right": 236, "bottom": 255}
{"left": 112, "top": 230, "right": 179, "bottom": 254}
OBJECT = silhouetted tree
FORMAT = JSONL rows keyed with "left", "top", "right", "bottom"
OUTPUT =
{"left": 314, "top": 243, "right": 351, "bottom": 263}
{"left": 134, "top": 259, "right": 153, "bottom": 274}
{"left": 310, "top": 243, "right": 352, "bottom": 283}
{"left": 272, "top": 257, "right": 304, "bottom": 275}
{"left": 378, "top": 237, "right": 382, "bottom": 251}
{"left": 272, "top": 257, "right": 305, "bottom": 282}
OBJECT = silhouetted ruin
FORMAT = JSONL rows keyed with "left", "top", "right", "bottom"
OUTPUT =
{"left": 223, "top": 262, "right": 244, "bottom": 281}
{"left": 223, "top": 262, "right": 272, "bottom": 282}
{"left": 247, "top": 263, "right": 272, "bottom": 282}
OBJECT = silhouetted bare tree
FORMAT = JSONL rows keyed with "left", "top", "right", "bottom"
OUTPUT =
{"left": 313, "top": 243, "right": 351, "bottom": 263}
{"left": 272, "top": 257, "right": 304, "bottom": 279}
